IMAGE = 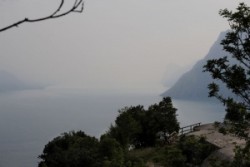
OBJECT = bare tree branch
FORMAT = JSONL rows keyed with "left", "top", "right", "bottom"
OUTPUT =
{"left": 0, "top": 0, "right": 84, "bottom": 32}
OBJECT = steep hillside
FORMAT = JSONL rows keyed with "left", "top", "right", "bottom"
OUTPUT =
{"left": 162, "top": 32, "right": 233, "bottom": 101}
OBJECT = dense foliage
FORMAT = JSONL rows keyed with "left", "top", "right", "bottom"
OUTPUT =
{"left": 38, "top": 97, "right": 218, "bottom": 167}
{"left": 38, "top": 97, "right": 180, "bottom": 167}
{"left": 38, "top": 132, "right": 215, "bottom": 167}
{"left": 105, "top": 97, "right": 180, "bottom": 149}
{"left": 38, "top": 131, "right": 100, "bottom": 167}
{"left": 127, "top": 135, "right": 216, "bottom": 167}
{"left": 204, "top": 2, "right": 250, "bottom": 125}
{"left": 38, "top": 131, "right": 125, "bottom": 167}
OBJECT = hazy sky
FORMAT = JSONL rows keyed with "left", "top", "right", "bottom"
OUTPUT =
{"left": 0, "top": 0, "right": 249, "bottom": 94}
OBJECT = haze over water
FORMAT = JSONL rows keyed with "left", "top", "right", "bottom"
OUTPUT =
{"left": 0, "top": 89, "right": 224, "bottom": 167}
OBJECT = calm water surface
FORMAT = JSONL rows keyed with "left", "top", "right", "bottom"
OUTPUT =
{"left": 0, "top": 89, "right": 225, "bottom": 167}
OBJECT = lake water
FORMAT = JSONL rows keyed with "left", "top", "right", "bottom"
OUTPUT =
{"left": 0, "top": 89, "right": 225, "bottom": 167}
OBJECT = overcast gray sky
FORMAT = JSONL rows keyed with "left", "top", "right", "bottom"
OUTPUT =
{"left": 0, "top": 0, "right": 249, "bottom": 94}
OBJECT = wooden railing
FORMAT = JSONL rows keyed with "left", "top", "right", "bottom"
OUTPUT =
{"left": 179, "top": 122, "right": 201, "bottom": 135}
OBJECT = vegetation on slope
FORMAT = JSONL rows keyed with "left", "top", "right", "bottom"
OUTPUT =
{"left": 38, "top": 97, "right": 217, "bottom": 167}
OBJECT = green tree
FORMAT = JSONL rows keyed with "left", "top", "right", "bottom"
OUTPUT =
{"left": 162, "top": 146, "right": 186, "bottom": 167}
{"left": 143, "top": 97, "right": 179, "bottom": 146}
{"left": 38, "top": 131, "right": 100, "bottom": 167}
{"left": 179, "top": 136, "right": 216, "bottom": 166}
{"left": 106, "top": 97, "right": 179, "bottom": 149}
{"left": 106, "top": 106, "right": 144, "bottom": 149}
{"left": 204, "top": 3, "right": 250, "bottom": 167}
{"left": 99, "top": 137, "right": 125, "bottom": 167}
{"left": 148, "top": 97, "right": 179, "bottom": 137}
{"left": 204, "top": 2, "right": 250, "bottom": 127}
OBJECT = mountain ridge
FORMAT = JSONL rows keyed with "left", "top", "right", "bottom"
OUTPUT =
{"left": 0, "top": 70, "right": 43, "bottom": 93}
{"left": 161, "top": 32, "right": 232, "bottom": 101}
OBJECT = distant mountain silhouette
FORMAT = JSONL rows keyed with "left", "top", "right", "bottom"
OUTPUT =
{"left": 0, "top": 70, "right": 43, "bottom": 93}
{"left": 161, "top": 32, "right": 233, "bottom": 101}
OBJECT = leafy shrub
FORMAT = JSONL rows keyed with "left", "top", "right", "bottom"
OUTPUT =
{"left": 218, "top": 127, "right": 227, "bottom": 135}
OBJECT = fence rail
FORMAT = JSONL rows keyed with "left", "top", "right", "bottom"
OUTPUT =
{"left": 179, "top": 122, "right": 201, "bottom": 135}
